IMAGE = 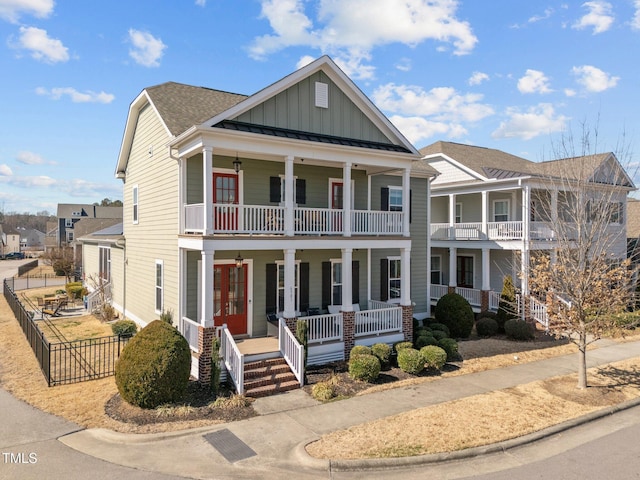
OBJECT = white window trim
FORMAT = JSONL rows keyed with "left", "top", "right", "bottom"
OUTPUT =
{"left": 132, "top": 185, "right": 139, "bottom": 224}
{"left": 430, "top": 255, "right": 442, "bottom": 285}
{"left": 66, "top": 231, "right": 74, "bottom": 242}
{"left": 330, "top": 258, "right": 342, "bottom": 306}
{"left": 155, "top": 260, "right": 164, "bottom": 314}
{"left": 388, "top": 186, "right": 403, "bottom": 212}
{"left": 99, "top": 246, "right": 111, "bottom": 283}
{"left": 455, "top": 202, "right": 462, "bottom": 223}
{"left": 493, "top": 199, "right": 510, "bottom": 222}
{"left": 387, "top": 256, "right": 401, "bottom": 303}
{"left": 275, "top": 260, "right": 300, "bottom": 313}
{"left": 65, "top": 218, "right": 73, "bottom": 228}
{"left": 278, "top": 174, "right": 298, "bottom": 206}
{"left": 456, "top": 253, "right": 476, "bottom": 289}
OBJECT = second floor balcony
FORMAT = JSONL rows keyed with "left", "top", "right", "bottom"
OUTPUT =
{"left": 184, "top": 203, "right": 404, "bottom": 236}
{"left": 430, "top": 221, "right": 570, "bottom": 241}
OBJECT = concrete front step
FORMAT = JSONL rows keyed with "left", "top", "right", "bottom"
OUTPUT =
{"left": 243, "top": 357, "right": 301, "bottom": 398}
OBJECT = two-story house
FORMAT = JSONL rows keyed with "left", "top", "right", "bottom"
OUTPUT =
{"left": 422, "top": 141, "right": 634, "bottom": 317}
{"left": 84, "top": 56, "right": 437, "bottom": 387}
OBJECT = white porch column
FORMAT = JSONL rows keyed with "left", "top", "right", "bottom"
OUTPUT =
{"left": 201, "top": 250, "right": 214, "bottom": 327}
{"left": 449, "top": 246, "right": 457, "bottom": 287}
{"left": 343, "top": 162, "right": 352, "bottom": 237}
{"left": 284, "top": 155, "right": 295, "bottom": 236}
{"left": 482, "top": 248, "right": 491, "bottom": 290}
{"left": 551, "top": 190, "right": 558, "bottom": 223}
{"left": 448, "top": 194, "right": 456, "bottom": 239}
{"left": 522, "top": 185, "right": 531, "bottom": 240}
{"left": 402, "top": 167, "right": 411, "bottom": 237}
{"left": 341, "top": 247, "right": 353, "bottom": 311}
{"left": 481, "top": 191, "right": 488, "bottom": 238}
{"left": 283, "top": 248, "right": 296, "bottom": 318}
{"left": 203, "top": 147, "right": 214, "bottom": 235}
{"left": 521, "top": 185, "right": 530, "bottom": 296}
{"left": 401, "top": 247, "right": 411, "bottom": 306}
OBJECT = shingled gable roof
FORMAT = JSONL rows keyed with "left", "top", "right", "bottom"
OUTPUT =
{"left": 145, "top": 82, "right": 247, "bottom": 137}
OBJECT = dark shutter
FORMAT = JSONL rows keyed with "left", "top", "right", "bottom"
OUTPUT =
{"left": 300, "top": 262, "right": 310, "bottom": 313}
{"left": 352, "top": 261, "right": 359, "bottom": 305}
{"left": 265, "top": 264, "right": 277, "bottom": 314}
{"left": 381, "top": 187, "right": 389, "bottom": 211}
{"left": 269, "top": 177, "right": 281, "bottom": 203}
{"left": 322, "top": 261, "right": 331, "bottom": 310}
{"left": 380, "top": 258, "right": 388, "bottom": 301}
{"left": 296, "top": 179, "right": 306, "bottom": 205}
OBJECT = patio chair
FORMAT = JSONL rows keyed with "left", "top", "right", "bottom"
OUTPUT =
{"left": 42, "top": 298, "right": 67, "bottom": 317}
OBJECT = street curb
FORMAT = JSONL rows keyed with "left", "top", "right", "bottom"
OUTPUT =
{"left": 297, "top": 396, "right": 640, "bottom": 472}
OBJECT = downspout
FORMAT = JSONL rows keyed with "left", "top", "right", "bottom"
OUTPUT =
{"left": 115, "top": 238, "right": 126, "bottom": 320}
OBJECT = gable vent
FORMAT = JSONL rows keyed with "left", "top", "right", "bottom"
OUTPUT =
{"left": 315, "top": 82, "right": 328, "bottom": 108}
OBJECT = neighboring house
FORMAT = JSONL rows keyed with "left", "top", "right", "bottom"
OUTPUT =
{"left": 54, "top": 204, "right": 123, "bottom": 247}
{"left": 422, "top": 141, "right": 634, "bottom": 314}
{"left": 1, "top": 227, "right": 21, "bottom": 256}
{"left": 627, "top": 198, "right": 640, "bottom": 263}
{"left": 83, "top": 55, "right": 438, "bottom": 385}
{"left": 19, "top": 228, "right": 45, "bottom": 255}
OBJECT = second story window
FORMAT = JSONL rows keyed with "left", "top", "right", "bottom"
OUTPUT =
{"left": 493, "top": 199, "right": 510, "bottom": 222}
{"left": 455, "top": 203, "right": 462, "bottom": 223}
{"left": 132, "top": 185, "right": 139, "bottom": 224}
{"left": 388, "top": 187, "right": 403, "bottom": 212}
{"left": 65, "top": 218, "right": 73, "bottom": 228}
{"left": 269, "top": 177, "right": 306, "bottom": 204}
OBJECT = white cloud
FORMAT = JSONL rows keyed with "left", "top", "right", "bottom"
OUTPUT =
{"left": 468, "top": 71, "right": 489, "bottom": 86}
{"left": 492, "top": 103, "right": 569, "bottom": 140}
{"left": 528, "top": 7, "right": 554, "bottom": 23}
{"left": 372, "top": 83, "right": 494, "bottom": 123}
{"left": 0, "top": 164, "right": 12, "bottom": 176}
{"left": 17, "top": 26, "right": 69, "bottom": 63}
{"left": 390, "top": 115, "right": 467, "bottom": 145}
{"left": 632, "top": 0, "right": 640, "bottom": 29}
{"left": 0, "top": 0, "right": 53, "bottom": 23}
{"left": 395, "top": 57, "right": 412, "bottom": 72}
{"left": 517, "top": 69, "right": 552, "bottom": 94}
{"left": 195, "top": 0, "right": 206, "bottom": 6}
{"left": 35, "top": 86, "right": 115, "bottom": 103}
{"left": 0, "top": 175, "right": 57, "bottom": 187}
{"left": 295, "top": 55, "right": 316, "bottom": 70}
{"left": 571, "top": 65, "right": 619, "bottom": 92}
{"left": 564, "top": 88, "right": 577, "bottom": 97}
{"left": 16, "top": 151, "right": 48, "bottom": 165}
{"left": 128, "top": 29, "right": 166, "bottom": 67}
{"left": 572, "top": 1, "right": 614, "bottom": 34}
{"left": 249, "top": 0, "right": 477, "bottom": 79}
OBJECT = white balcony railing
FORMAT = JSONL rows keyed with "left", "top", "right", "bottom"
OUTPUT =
{"left": 355, "top": 307, "right": 402, "bottom": 337}
{"left": 299, "top": 313, "right": 343, "bottom": 344}
{"left": 180, "top": 316, "right": 200, "bottom": 351}
{"left": 487, "top": 221, "right": 522, "bottom": 240}
{"left": 184, "top": 203, "right": 405, "bottom": 236}
{"left": 431, "top": 221, "right": 563, "bottom": 241}
{"left": 455, "top": 286, "right": 482, "bottom": 307}
{"left": 430, "top": 284, "right": 449, "bottom": 300}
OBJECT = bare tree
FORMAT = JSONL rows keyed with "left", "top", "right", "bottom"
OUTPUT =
{"left": 527, "top": 122, "right": 637, "bottom": 389}
{"left": 41, "top": 247, "right": 75, "bottom": 282}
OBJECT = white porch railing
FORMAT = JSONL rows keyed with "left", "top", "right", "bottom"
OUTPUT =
{"left": 184, "top": 203, "right": 204, "bottom": 233}
{"left": 279, "top": 319, "right": 304, "bottom": 387}
{"left": 368, "top": 299, "right": 391, "bottom": 310}
{"left": 455, "top": 286, "right": 481, "bottom": 307}
{"left": 299, "top": 313, "right": 342, "bottom": 344}
{"left": 85, "top": 282, "right": 111, "bottom": 313}
{"left": 487, "top": 221, "right": 522, "bottom": 240}
{"left": 489, "top": 291, "right": 501, "bottom": 311}
{"left": 527, "top": 296, "right": 549, "bottom": 330}
{"left": 430, "top": 223, "right": 450, "bottom": 240}
{"left": 351, "top": 210, "right": 403, "bottom": 235}
{"left": 430, "top": 284, "right": 449, "bottom": 301}
{"left": 355, "top": 307, "right": 402, "bottom": 337}
{"left": 220, "top": 326, "right": 244, "bottom": 394}
{"left": 180, "top": 316, "right": 200, "bottom": 351}
{"left": 294, "top": 207, "right": 342, "bottom": 234}
{"left": 454, "top": 223, "right": 483, "bottom": 239}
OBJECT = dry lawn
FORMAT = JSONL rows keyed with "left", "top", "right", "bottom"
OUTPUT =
{"left": 3, "top": 288, "right": 640, "bottom": 447}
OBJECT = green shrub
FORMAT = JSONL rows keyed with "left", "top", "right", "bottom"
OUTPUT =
{"left": 496, "top": 276, "right": 518, "bottom": 332}
{"left": 65, "top": 282, "right": 87, "bottom": 300}
{"left": 477, "top": 310, "right": 497, "bottom": 320}
{"left": 350, "top": 345, "right": 372, "bottom": 358}
{"left": 414, "top": 326, "right": 429, "bottom": 337}
{"left": 429, "top": 322, "right": 451, "bottom": 337}
{"left": 394, "top": 341, "right": 414, "bottom": 353}
{"left": 296, "top": 320, "right": 309, "bottom": 369}
{"left": 437, "top": 338, "right": 459, "bottom": 361}
{"left": 420, "top": 345, "right": 447, "bottom": 370}
{"left": 348, "top": 354, "right": 381, "bottom": 382}
{"left": 504, "top": 319, "right": 535, "bottom": 341}
{"left": 371, "top": 343, "right": 391, "bottom": 368}
{"left": 311, "top": 378, "right": 337, "bottom": 401}
{"left": 115, "top": 320, "right": 191, "bottom": 409}
{"left": 430, "top": 329, "right": 448, "bottom": 341}
{"left": 397, "top": 348, "right": 424, "bottom": 374}
{"left": 476, "top": 317, "right": 499, "bottom": 337}
{"left": 111, "top": 319, "right": 137, "bottom": 337}
{"left": 414, "top": 334, "right": 438, "bottom": 349}
{"left": 434, "top": 293, "right": 474, "bottom": 338}
{"left": 159, "top": 309, "right": 174, "bottom": 325}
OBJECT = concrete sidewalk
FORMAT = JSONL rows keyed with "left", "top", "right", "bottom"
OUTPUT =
{"left": 50, "top": 339, "right": 640, "bottom": 479}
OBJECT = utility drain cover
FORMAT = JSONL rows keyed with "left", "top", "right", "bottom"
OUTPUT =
{"left": 204, "top": 429, "right": 257, "bottom": 463}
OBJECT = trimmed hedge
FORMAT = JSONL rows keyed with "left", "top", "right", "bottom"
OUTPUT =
{"left": 476, "top": 317, "right": 499, "bottom": 337}
{"left": 504, "top": 319, "right": 535, "bottom": 341}
{"left": 420, "top": 345, "right": 447, "bottom": 370}
{"left": 115, "top": 320, "right": 191, "bottom": 409}
{"left": 437, "top": 338, "right": 459, "bottom": 361}
{"left": 397, "top": 348, "right": 424, "bottom": 374}
{"left": 111, "top": 320, "right": 137, "bottom": 337}
{"left": 429, "top": 322, "right": 451, "bottom": 337}
{"left": 414, "top": 334, "right": 439, "bottom": 349}
{"left": 394, "top": 341, "right": 414, "bottom": 353}
{"left": 371, "top": 343, "right": 391, "bottom": 368}
{"left": 348, "top": 354, "right": 381, "bottom": 382}
{"left": 434, "top": 293, "right": 474, "bottom": 338}
{"left": 350, "top": 345, "right": 372, "bottom": 358}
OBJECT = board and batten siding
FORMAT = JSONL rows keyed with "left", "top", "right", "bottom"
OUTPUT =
{"left": 122, "top": 103, "right": 180, "bottom": 326}
{"left": 234, "top": 71, "right": 391, "bottom": 145}
{"left": 430, "top": 159, "right": 476, "bottom": 185}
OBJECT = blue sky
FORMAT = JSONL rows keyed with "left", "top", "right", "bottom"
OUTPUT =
{"left": 1, "top": 0, "right": 639, "bottom": 214}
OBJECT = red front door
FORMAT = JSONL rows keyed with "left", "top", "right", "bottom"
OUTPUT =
{"left": 213, "top": 172, "right": 238, "bottom": 230}
{"left": 330, "top": 181, "right": 343, "bottom": 231}
{"left": 214, "top": 264, "right": 248, "bottom": 335}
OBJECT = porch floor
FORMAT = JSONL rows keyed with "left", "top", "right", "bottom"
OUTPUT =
{"left": 235, "top": 336, "right": 279, "bottom": 356}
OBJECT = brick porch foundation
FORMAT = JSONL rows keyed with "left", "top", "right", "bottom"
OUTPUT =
{"left": 197, "top": 326, "right": 216, "bottom": 384}
{"left": 401, "top": 304, "right": 413, "bottom": 344}
{"left": 342, "top": 310, "right": 355, "bottom": 360}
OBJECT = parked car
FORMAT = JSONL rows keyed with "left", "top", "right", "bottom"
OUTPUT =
{"left": 4, "top": 252, "right": 25, "bottom": 260}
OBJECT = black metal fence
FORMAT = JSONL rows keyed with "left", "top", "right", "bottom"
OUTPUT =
{"left": 3, "top": 279, "right": 130, "bottom": 386}
{"left": 5, "top": 275, "right": 67, "bottom": 292}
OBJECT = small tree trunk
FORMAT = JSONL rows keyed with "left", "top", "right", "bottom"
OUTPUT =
{"left": 577, "top": 333, "right": 588, "bottom": 389}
